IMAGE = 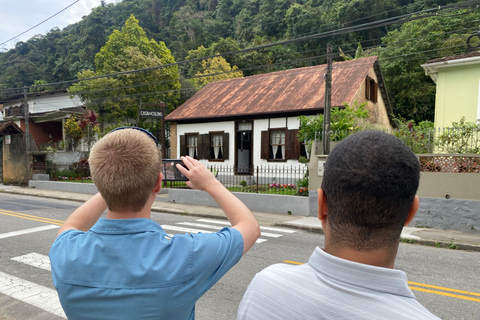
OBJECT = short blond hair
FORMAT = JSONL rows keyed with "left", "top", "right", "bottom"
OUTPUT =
{"left": 89, "top": 128, "right": 161, "bottom": 212}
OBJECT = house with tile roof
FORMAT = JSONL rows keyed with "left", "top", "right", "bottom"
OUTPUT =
{"left": 0, "top": 90, "right": 84, "bottom": 151}
{"left": 421, "top": 51, "right": 480, "bottom": 128}
{"left": 165, "top": 56, "right": 393, "bottom": 173}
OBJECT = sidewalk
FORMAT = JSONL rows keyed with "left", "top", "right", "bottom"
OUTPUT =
{"left": 2, "top": 185, "right": 480, "bottom": 252}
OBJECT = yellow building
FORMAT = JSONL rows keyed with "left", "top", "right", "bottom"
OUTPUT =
{"left": 421, "top": 52, "right": 480, "bottom": 128}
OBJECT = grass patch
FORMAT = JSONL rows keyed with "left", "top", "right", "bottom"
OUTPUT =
{"left": 400, "top": 238, "right": 416, "bottom": 244}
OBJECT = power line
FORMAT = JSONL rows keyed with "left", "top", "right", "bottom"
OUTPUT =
{"left": 41, "top": 26, "right": 480, "bottom": 99}
{"left": 0, "top": 0, "right": 80, "bottom": 47}
{"left": 2, "top": 0, "right": 476, "bottom": 93}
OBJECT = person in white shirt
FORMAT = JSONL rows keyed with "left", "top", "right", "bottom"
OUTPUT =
{"left": 237, "top": 130, "right": 440, "bottom": 320}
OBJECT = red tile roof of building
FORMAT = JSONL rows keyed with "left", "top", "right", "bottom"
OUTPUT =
{"left": 166, "top": 56, "right": 379, "bottom": 122}
{"left": 425, "top": 51, "right": 480, "bottom": 64}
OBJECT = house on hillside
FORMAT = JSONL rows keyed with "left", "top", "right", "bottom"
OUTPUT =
{"left": 421, "top": 51, "right": 480, "bottom": 128}
{"left": 165, "top": 56, "right": 393, "bottom": 173}
{"left": 0, "top": 90, "right": 84, "bottom": 151}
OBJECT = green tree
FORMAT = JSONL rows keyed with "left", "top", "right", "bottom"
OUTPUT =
{"left": 193, "top": 54, "right": 244, "bottom": 87}
{"left": 380, "top": 11, "right": 480, "bottom": 122}
{"left": 69, "top": 15, "right": 180, "bottom": 128}
{"left": 297, "top": 102, "right": 369, "bottom": 144}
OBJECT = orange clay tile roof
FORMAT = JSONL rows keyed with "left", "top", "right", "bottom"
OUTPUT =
{"left": 425, "top": 51, "right": 480, "bottom": 64}
{"left": 166, "top": 55, "right": 378, "bottom": 122}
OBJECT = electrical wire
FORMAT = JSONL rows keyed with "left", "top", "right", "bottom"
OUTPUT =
{"left": 1, "top": 0, "right": 476, "bottom": 93}
{"left": 0, "top": 0, "right": 80, "bottom": 47}
{"left": 0, "top": 0, "right": 478, "bottom": 99}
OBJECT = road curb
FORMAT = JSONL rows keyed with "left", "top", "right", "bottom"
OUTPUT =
{"left": 401, "top": 238, "right": 480, "bottom": 252}
{"left": 274, "top": 222, "right": 325, "bottom": 234}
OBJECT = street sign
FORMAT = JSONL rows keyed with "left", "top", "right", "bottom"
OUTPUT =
{"left": 139, "top": 109, "right": 163, "bottom": 119}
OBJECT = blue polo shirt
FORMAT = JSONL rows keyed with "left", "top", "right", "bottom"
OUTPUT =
{"left": 49, "top": 218, "right": 243, "bottom": 320}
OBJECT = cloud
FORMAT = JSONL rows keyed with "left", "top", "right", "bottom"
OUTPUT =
{"left": 0, "top": 0, "right": 114, "bottom": 50}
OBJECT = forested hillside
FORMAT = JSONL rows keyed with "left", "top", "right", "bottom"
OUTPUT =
{"left": 1, "top": 0, "right": 479, "bottom": 121}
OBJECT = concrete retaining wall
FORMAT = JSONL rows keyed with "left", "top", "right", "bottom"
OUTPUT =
{"left": 308, "top": 154, "right": 480, "bottom": 233}
{"left": 29, "top": 180, "right": 98, "bottom": 194}
{"left": 169, "top": 189, "right": 309, "bottom": 215}
{"left": 28, "top": 181, "right": 309, "bottom": 216}
{"left": 308, "top": 191, "right": 479, "bottom": 233}
{"left": 46, "top": 151, "right": 88, "bottom": 165}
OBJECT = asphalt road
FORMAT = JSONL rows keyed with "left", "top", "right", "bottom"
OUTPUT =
{"left": 0, "top": 193, "right": 478, "bottom": 320}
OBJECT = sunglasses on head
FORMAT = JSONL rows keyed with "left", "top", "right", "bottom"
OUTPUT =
{"left": 109, "top": 127, "right": 158, "bottom": 146}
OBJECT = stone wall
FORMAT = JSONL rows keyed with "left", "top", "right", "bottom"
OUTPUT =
{"left": 3, "top": 135, "right": 29, "bottom": 185}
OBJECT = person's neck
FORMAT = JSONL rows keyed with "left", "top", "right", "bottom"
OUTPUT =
{"left": 106, "top": 209, "right": 151, "bottom": 220}
{"left": 323, "top": 244, "right": 398, "bottom": 269}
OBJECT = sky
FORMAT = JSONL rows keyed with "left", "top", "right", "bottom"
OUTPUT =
{"left": 0, "top": 0, "right": 117, "bottom": 51}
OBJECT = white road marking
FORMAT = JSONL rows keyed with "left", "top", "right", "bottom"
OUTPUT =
{"left": 11, "top": 253, "right": 51, "bottom": 271}
{"left": 177, "top": 222, "right": 283, "bottom": 238}
{"left": 162, "top": 224, "right": 267, "bottom": 244}
{"left": 161, "top": 225, "right": 214, "bottom": 234}
{"left": 195, "top": 218, "right": 297, "bottom": 233}
{"left": 0, "top": 225, "right": 59, "bottom": 240}
{"left": 0, "top": 271, "right": 66, "bottom": 318}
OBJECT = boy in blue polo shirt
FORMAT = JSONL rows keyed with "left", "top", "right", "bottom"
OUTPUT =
{"left": 50, "top": 127, "right": 260, "bottom": 320}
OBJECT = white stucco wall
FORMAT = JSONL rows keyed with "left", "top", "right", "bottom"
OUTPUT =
{"left": 176, "top": 116, "right": 301, "bottom": 168}
{"left": 3, "top": 93, "right": 82, "bottom": 115}
{"left": 176, "top": 121, "right": 235, "bottom": 166}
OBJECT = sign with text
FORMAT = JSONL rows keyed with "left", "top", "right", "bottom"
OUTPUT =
{"left": 140, "top": 109, "right": 163, "bottom": 119}
{"left": 4, "top": 135, "right": 10, "bottom": 144}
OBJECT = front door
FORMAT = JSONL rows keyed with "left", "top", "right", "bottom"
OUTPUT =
{"left": 235, "top": 121, "right": 252, "bottom": 175}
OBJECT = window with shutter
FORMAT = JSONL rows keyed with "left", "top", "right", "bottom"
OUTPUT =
{"left": 261, "top": 128, "right": 290, "bottom": 161}
{"left": 365, "top": 77, "right": 378, "bottom": 103}
{"left": 209, "top": 132, "right": 224, "bottom": 160}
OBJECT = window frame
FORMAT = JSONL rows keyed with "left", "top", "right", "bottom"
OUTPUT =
{"left": 209, "top": 131, "right": 225, "bottom": 162}
{"left": 185, "top": 132, "right": 199, "bottom": 159}
{"left": 365, "top": 76, "right": 378, "bottom": 103}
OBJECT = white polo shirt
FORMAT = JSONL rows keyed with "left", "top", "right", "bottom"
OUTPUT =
{"left": 237, "top": 247, "right": 440, "bottom": 320}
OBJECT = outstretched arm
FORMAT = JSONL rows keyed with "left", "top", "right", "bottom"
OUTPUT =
{"left": 177, "top": 156, "right": 260, "bottom": 255}
{"left": 56, "top": 193, "right": 107, "bottom": 237}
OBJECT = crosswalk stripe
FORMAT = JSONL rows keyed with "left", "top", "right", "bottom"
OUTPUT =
{"left": 0, "top": 271, "right": 66, "bottom": 318}
{"left": 162, "top": 224, "right": 267, "bottom": 244}
{"left": 161, "top": 224, "right": 213, "bottom": 234}
{"left": 11, "top": 253, "right": 51, "bottom": 271}
{"left": 177, "top": 222, "right": 283, "bottom": 238}
{"left": 0, "top": 225, "right": 60, "bottom": 240}
{"left": 195, "top": 218, "right": 297, "bottom": 233}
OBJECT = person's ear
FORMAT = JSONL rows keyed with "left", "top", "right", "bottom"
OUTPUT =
{"left": 153, "top": 172, "right": 163, "bottom": 194}
{"left": 317, "top": 188, "right": 328, "bottom": 221}
{"left": 404, "top": 195, "right": 419, "bottom": 226}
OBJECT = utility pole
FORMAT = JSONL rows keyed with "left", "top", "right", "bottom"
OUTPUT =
{"left": 161, "top": 103, "right": 166, "bottom": 159}
{"left": 322, "top": 43, "right": 333, "bottom": 155}
{"left": 23, "top": 86, "right": 29, "bottom": 153}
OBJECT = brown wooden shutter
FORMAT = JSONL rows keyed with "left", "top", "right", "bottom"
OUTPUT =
{"left": 222, "top": 132, "right": 229, "bottom": 160}
{"left": 373, "top": 81, "right": 378, "bottom": 103}
{"left": 179, "top": 135, "right": 186, "bottom": 157}
{"left": 197, "top": 134, "right": 209, "bottom": 160}
{"left": 261, "top": 130, "right": 269, "bottom": 159}
{"left": 286, "top": 129, "right": 300, "bottom": 159}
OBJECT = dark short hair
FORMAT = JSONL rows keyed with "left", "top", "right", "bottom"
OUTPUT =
{"left": 321, "top": 130, "right": 420, "bottom": 250}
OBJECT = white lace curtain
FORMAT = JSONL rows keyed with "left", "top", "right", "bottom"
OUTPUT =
{"left": 270, "top": 131, "right": 285, "bottom": 159}
{"left": 187, "top": 135, "right": 197, "bottom": 158}
{"left": 212, "top": 134, "right": 223, "bottom": 159}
